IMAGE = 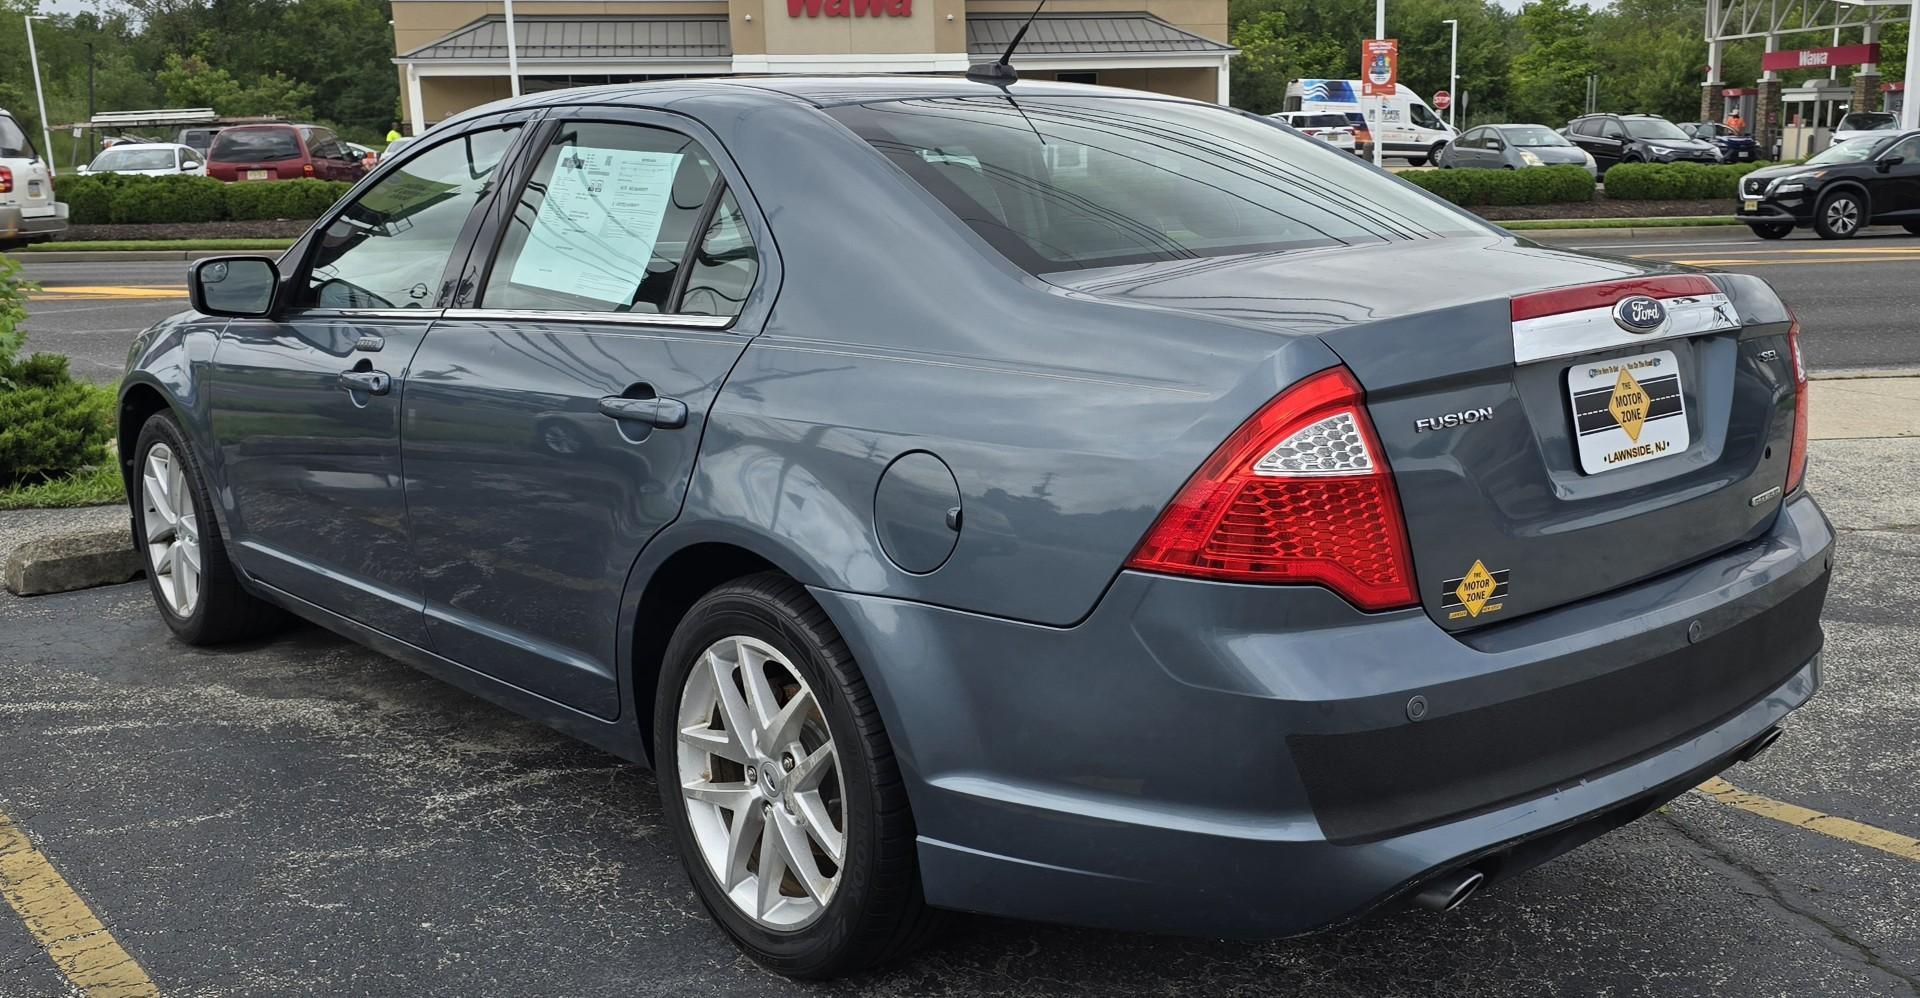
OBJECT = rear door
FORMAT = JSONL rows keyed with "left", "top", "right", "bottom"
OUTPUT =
{"left": 402, "top": 109, "right": 771, "bottom": 717}
{"left": 208, "top": 118, "right": 533, "bottom": 643}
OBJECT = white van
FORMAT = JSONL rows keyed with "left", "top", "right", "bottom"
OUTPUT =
{"left": 0, "top": 108, "right": 67, "bottom": 250}
{"left": 1285, "top": 80, "right": 1455, "bottom": 165}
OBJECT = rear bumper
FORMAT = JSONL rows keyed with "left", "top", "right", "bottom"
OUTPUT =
{"left": 813, "top": 493, "right": 1833, "bottom": 938}
{"left": 0, "top": 202, "right": 67, "bottom": 240}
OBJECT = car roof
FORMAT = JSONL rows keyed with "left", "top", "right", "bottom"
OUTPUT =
{"left": 96, "top": 142, "right": 194, "bottom": 153}
{"left": 473, "top": 75, "right": 1194, "bottom": 114}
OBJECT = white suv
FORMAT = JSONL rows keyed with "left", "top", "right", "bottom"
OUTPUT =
{"left": 0, "top": 109, "right": 68, "bottom": 250}
{"left": 1271, "top": 111, "right": 1360, "bottom": 154}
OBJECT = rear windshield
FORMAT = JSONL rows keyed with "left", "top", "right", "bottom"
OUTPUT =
{"left": 92, "top": 148, "right": 177, "bottom": 171}
{"left": 211, "top": 128, "right": 301, "bottom": 161}
{"left": 1299, "top": 114, "right": 1349, "bottom": 128}
{"left": 1837, "top": 112, "right": 1895, "bottom": 132}
{"left": 826, "top": 96, "right": 1479, "bottom": 274}
{"left": 0, "top": 115, "right": 32, "bottom": 158}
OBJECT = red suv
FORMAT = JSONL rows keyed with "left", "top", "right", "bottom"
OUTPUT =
{"left": 206, "top": 124, "right": 366, "bottom": 183}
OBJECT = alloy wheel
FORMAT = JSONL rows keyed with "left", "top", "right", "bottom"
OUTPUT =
{"left": 1825, "top": 197, "right": 1861, "bottom": 236}
{"left": 676, "top": 634, "right": 846, "bottom": 930}
{"left": 141, "top": 442, "right": 202, "bottom": 618}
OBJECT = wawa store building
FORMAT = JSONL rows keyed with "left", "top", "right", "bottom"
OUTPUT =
{"left": 390, "top": 0, "right": 1235, "bottom": 132}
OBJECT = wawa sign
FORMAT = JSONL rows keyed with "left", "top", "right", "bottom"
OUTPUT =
{"left": 789, "top": 0, "right": 911, "bottom": 15}
{"left": 1760, "top": 43, "right": 1879, "bottom": 72}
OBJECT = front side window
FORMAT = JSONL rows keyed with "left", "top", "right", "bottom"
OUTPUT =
{"left": 1886, "top": 136, "right": 1920, "bottom": 163}
{"left": 827, "top": 97, "right": 1480, "bottom": 276}
{"left": 300, "top": 126, "right": 519, "bottom": 310}
{"left": 1409, "top": 102, "right": 1445, "bottom": 130}
{"left": 481, "top": 121, "right": 720, "bottom": 313}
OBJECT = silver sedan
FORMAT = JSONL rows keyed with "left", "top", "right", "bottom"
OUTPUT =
{"left": 1438, "top": 124, "right": 1598, "bottom": 177}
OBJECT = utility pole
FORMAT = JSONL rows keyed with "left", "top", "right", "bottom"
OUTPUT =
{"left": 1373, "top": 0, "right": 1385, "bottom": 167}
{"left": 86, "top": 42, "right": 95, "bottom": 119}
{"left": 24, "top": 16, "right": 54, "bottom": 170}
{"left": 1443, "top": 18, "right": 1458, "bottom": 130}
{"left": 504, "top": 0, "right": 522, "bottom": 97}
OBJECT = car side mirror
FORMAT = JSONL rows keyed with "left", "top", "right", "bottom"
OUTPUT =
{"left": 182, "top": 160, "right": 201, "bottom": 171}
{"left": 190, "top": 256, "right": 280, "bottom": 319}
{"left": 1877, "top": 156, "right": 1904, "bottom": 172}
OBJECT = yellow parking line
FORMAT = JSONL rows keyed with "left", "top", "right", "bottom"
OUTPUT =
{"left": 0, "top": 808, "right": 160, "bottom": 997}
{"left": 30, "top": 286, "right": 188, "bottom": 300}
{"left": 1655, "top": 256, "right": 1920, "bottom": 267}
{"left": 1695, "top": 777, "right": 1920, "bottom": 864}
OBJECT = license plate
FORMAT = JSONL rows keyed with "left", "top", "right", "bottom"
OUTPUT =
{"left": 1567, "top": 349, "right": 1689, "bottom": 473}
{"left": 246, "top": 169, "right": 269, "bottom": 181}
{"left": 1744, "top": 198, "right": 1760, "bottom": 212}
{"left": 27, "top": 181, "right": 40, "bottom": 196}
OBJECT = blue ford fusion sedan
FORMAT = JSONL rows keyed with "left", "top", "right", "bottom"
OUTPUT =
{"left": 119, "top": 77, "right": 1831, "bottom": 977}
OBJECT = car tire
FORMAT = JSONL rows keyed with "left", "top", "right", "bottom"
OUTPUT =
{"left": 1749, "top": 223, "right": 1793, "bottom": 240}
{"left": 1407, "top": 156, "right": 1428, "bottom": 167}
{"left": 131, "top": 411, "right": 289, "bottom": 645}
{"left": 655, "top": 572, "right": 937, "bottom": 978}
{"left": 1428, "top": 141, "right": 1449, "bottom": 166}
{"left": 1813, "top": 189, "right": 1865, "bottom": 240}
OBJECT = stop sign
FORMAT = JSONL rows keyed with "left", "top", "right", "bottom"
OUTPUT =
{"left": 1433, "top": 90, "right": 1452, "bottom": 110}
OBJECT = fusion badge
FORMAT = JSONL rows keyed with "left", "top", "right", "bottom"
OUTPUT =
{"left": 1443, "top": 559, "right": 1509, "bottom": 620}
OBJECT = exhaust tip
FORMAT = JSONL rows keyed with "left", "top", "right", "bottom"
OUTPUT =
{"left": 1411, "top": 868, "right": 1485, "bottom": 913}
{"left": 1739, "top": 726, "right": 1784, "bottom": 763}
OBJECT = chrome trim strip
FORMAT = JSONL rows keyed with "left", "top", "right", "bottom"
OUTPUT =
{"left": 440, "top": 308, "right": 735, "bottom": 330}
{"left": 299, "top": 308, "right": 443, "bottom": 320}
{"left": 1512, "top": 293, "right": 1739, "bottom": 366}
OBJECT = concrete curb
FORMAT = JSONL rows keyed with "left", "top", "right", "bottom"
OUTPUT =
{"left": 0, "top": 507, "right": 142, "bottom": 598}
{"left": 1515, "top": 224, "right": 1745, "bottom": 242}
{"left": 20, "top": 249, "right": 269, "bottom": 263}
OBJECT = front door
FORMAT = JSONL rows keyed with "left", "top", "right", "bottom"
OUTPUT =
{"left": 209, "top": 123, "right": 528, "bottom": 643}
{"left": 1871, "top": 135, "right": 1920, "bottom": 217}
{"left": 403, "top": 113, "right": 768, "bottom": 717}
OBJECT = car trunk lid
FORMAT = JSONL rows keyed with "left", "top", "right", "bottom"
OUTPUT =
{"left": 1046, "top": 235, "right": 1800, "bottom": 630}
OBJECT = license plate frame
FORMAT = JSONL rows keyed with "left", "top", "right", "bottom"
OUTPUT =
{"left": 246, "top": 169, "right": 269, "bottom": 181}
{"left": 1567, "top": 349, "right": 1690, "bottom": 474}
{"left": 1743, "top": 197, "right": 1760, "bottom": 212}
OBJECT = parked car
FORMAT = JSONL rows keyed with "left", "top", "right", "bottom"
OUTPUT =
{"left": 124, "top": 78, "right": 1830, "bottom": 978}
{"left": 1438, "top": 124, "right": 1596, "bottom": 176}
{"left": 0, "top": 107, "right": 66, "bottom": 249}
{"left": 205, "top": 123, "right": 365, "bottom": 183}
{"left": 1736, "top": 130, "right": 1920, "bottom": 239}
{"left": 343, "top": 141, "right": 381, "bottom": 172}
{"left": 1566, "top": 113, "right": 1718, "bottom": 173}
{"left": 1271, "top": 111, "right": 1358, "bottom": 153}
{"left": 175, "top": 126, "right": 224, "bottom": 157}
{"left": 1679, "top": 121, "right": 1759, "bottom": 162}
{"left": 1285, "top": 79, "right": 1455, "bottom": 164}
{"left": 81, "top": 142, "right": 206, "bottom": 177}
{"left": 1833, "top": 111, "right": 1897, "bottom": 145}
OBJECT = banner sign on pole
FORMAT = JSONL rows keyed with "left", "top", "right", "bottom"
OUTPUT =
{"left": 1363, "top": 39, "right": 1399, "bottom": 98}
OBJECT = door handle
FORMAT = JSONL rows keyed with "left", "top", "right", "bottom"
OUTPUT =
{"left": 340, "top": 369, "right": 392, "bottom": 395}
{"left": 597, "top": 395, "right": 687, "bottom": 429}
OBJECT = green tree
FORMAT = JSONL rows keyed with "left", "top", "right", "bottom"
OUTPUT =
{"left": 1509, "top": 0, "right": 1601, "bottom": 126}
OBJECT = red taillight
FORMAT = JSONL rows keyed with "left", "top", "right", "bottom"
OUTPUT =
{"left": 302, "top": 162, "right": 315, "bottom": 177}
{"left": 0, "top": 166, "right": 11, "bottom": 194}
{"left": 1786, "top": 318, "right": 1809, "bottom": 493}
{"left": 1125, "top": 367, "right": 1418, "bottom": 611}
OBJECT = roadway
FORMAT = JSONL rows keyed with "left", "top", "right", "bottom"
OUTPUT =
{"left": 18, "top": 226, "right": 1920, "bottom": 384}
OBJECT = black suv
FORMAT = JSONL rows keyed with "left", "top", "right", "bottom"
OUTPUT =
{"left": 1737, "top": 130, "right": 1920, "bottom": 239}
{"left": 1565, "top": 113, "right": 1719, "bottom": 173}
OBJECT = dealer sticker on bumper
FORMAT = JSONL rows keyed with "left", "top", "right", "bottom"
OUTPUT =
{"left": 1568, "top": 349, "right": 1689, "bottom": 473}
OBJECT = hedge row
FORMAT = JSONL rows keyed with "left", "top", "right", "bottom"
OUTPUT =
{"left": 1601, "top": 161, "right": 1782, "bottom": 200}
{"left": 57, "top": 173, "right": 354, "bottom": 225}
{"left": 1400, "top": 165, "right": 1596, "bottom": 207}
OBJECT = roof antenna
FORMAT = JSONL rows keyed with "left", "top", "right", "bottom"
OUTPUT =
{"left": 967, "top": 0, "right": 1045, "bottom": 84}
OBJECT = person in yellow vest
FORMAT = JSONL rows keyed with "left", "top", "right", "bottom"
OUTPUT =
{"left": 385, "top": 122, "right": 403, "bottom": 144}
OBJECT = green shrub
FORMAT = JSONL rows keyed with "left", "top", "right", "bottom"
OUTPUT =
{"left": 1401, "top": 165, "right": 1596, "bottom": 207}
{"left": 0, "top": 354, "right": 114, "bottom": 486}
{"left": 1601, "top": 161, "right": 1780, "bottom": 200}
{"left": 55, "top": 173, "right": 130, "bottom": 225}
{"left": 225, "top": 179, "right": 352, "bottom": 221}
{"left": 107, "top": 175, "right": 230, "bottom": 224}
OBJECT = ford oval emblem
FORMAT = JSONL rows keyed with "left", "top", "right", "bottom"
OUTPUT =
{"left": 1613, "top": 295, "right": 1667, "bottom": 334}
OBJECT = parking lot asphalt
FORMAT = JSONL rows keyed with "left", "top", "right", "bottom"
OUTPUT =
{"left": 2, "top": 427, "right": 1919, "bottom": 997}
{"left": 15, "top": 224, "right": 1920, "bottom": 386}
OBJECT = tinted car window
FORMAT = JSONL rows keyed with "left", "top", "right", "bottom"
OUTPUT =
{"left": 211, "top": 128, "right": 302, "bottom": 161}
{"left": 1571, "top": 118, "right": 1602, "bottom": 137}
{"left": 679, "top": 190, "right": 758, "bottom": 317}
{"left": 300, "top": 127, "right": 519, "bottom": 310}
{"left": 1502, "top": 126, "right": 1571, "bottom": 147}
{"left": 0, "top": 115, "right": 33, "bottom": 157}
{"left": 1887, "top": 136, "right": 1920, "bottom": 162}
{"left": 481, "top": 121, "right": 720, "bottom": 314}
{"left": 828, "top": 97, "right": 1480, "bottom": 275}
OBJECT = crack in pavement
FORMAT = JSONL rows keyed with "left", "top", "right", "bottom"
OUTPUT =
{"left": 1661, "top": 812, "right": 1920, "bottom": 996}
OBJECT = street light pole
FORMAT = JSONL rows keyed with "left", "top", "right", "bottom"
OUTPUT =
{"left": 1443, "top": 18, "right": 1458, "bottom": 130}
{"left": 504, "top": 0, "right": 522, "bottom": 98}
{"left": 24, "top": 15, "right": 55, "bottom": 170}
{"left": 1373, "top": 0, "right": 1385, "bottom": 167}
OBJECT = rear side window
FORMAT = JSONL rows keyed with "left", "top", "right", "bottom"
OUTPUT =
{"left": 1571, "top": 119, "right": 1600, "bottom": 137}
{"left": 679, "top": 191, "right": 759, "bottom": 317}
{"left": 211, "top": 128, "right": 301, "bottom": 161}
{"left": 300, "top": 127, "right": 520, "bottom": 309}
{"left": 827, "top": 96, "right": 1478, "bottom": 275}
{"left": 481, "top": 121, "right": 722, "bottom": 314}
{"left": 0, "top": 115, "right": 32, "bottom": 158}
